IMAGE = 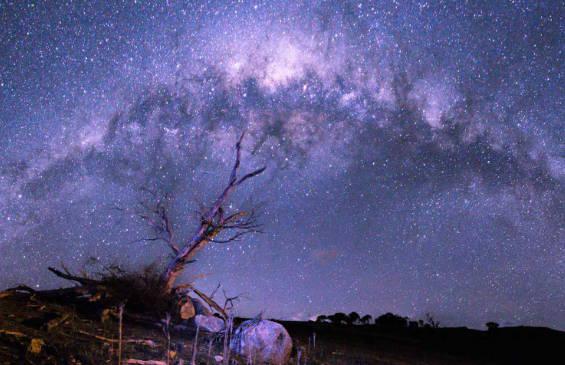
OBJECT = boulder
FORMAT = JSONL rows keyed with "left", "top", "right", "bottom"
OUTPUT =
{"left": 179, "top": 296, "right": 212, "bottom": 320}
{"left": 194, "top": 314, "right": 225, "bottom": 333}
{"left": 230, "top": 319, "right": 292, "bottom": 364}
{"left": 191, "top": 297, "right": 212, "bottom": 316}
{"left": 179, "top": 299, "right": 195, "bottom": 320}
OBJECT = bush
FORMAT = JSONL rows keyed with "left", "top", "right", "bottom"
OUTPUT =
{"left": 374, "top": 313, "right": 408, "bottom": 329}
{"left": 93, "top": 262, "right": 173, "bottom": 316}
{"left": 486, "top": 322, "right": 500, "bottom": 331}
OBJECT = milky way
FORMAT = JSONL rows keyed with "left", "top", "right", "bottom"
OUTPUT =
{"left": 1, "top": 1, "right": 563, "bottom": 329}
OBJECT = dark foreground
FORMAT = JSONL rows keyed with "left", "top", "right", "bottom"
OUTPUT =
{"left": 1, "top": 287, "right": 563, "bottom": 364}
{"left": 282, "top": 320, "right": 564, "bottom": 364}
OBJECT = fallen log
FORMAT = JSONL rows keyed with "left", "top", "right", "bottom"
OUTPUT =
{"left": 0, "top": 330, "right": 28, "bottom": 339}
{"left": 47, "top": 265, "right": 227, "bottom": 324}
{"left": 47, "top": 314, "right": 70, "bottom": 331}
{"left": 48, "top": 267, "right": 98, "bottom": 286}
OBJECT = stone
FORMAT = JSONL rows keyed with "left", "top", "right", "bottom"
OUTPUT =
{"left": 191, "top": 297, "right": 212, "bottom": 316}
{"left": 180, "top": 296, "right": 212, "bottom": 320}
{"left": 179, "top": 299, "right": 195, "bottom": 320}
{"left": 194, "top": 314, "right": 225, "bottom": 333}
{"left": 28, "top": 338, "right": 44, "bottom": 354}
{"left": 230, "top": 319, "right": 292, "bottom": 364}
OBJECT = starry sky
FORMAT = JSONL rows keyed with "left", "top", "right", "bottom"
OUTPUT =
{"left": 0, "top": 1, "right": 563, "bottom": 329}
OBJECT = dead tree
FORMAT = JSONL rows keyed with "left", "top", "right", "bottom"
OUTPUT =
{"left": 117, "top": 132, "right": 264, "bottom": 294}
{"left": 161, "top": 133, "right": 265, "bottom": 292}
{"left": 46, "top": 133, "right": 263, "bottom": 320}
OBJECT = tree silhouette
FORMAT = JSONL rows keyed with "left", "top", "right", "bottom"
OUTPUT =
{"left": 486, "top": 322, "right": 500, "bottom": 332}
{"left": 348, "top": 311, "right": 361, "bottom": 325}
{"left": 316, "top": 315, "right": 329, "bottom": 323}
{"left": 425, "top": 313, "right": 440, "bottom": 329}
{"left": 360, "top": 314, "right": 373, "bottom": 325}
{"left": 328, "top": 312, "right": 348, "bottom": 325}
{"left": 374, "top": 313, "right": 408, "bottom": 329}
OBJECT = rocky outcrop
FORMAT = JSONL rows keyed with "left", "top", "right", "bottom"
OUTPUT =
{"left": 194, "top": 314, "right": 225, "bottom": 333}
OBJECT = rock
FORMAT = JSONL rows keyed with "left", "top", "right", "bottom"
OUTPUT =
{"left": 180, "top": 296, "right": 212, "bottom": 320}
{"left": 194, "top": 314, "right": 224, "bottom": 333}
{"left": 28, "top": 338, "right": 44, "bottom": 354}
{"left": 230, "top": 319, "right": 292, "bottom": 364}
{"left": 179, "top": 299, "right": 195, "bottom": 320}
{"left": 191, "top": 297, "right": 212, "bottom": 316}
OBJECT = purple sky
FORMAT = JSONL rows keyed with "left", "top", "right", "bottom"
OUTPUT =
{"left": 0, "top": 1, "right": 563, "bottom": 329}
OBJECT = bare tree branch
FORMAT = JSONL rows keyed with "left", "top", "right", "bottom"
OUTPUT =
{"left": 161, "top": 132, "right": 265, "bottom": 292}
{"left": 119, "top": 189, "right": 181, "bottom": 254}
{"left": 222, "top": 289, "right": 244, "bottom": 311}
{"left": 210, "top": 283, "right": 221, "bottom": 299}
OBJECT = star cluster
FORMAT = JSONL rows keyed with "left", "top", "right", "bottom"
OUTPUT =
{"left": 0, "top": 1, "right": 563, "bottom": 329}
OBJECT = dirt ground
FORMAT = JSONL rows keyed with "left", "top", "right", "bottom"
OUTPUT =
{"left": 1, "top": 288, "right": 563, "bottom": 364}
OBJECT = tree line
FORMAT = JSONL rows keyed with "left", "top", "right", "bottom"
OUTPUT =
{"left": 315, "top": 312, "right": 441, "bottom": 329}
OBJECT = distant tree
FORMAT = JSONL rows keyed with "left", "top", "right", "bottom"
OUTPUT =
{"left": 316, "top": 315, "right": 328, "bottom": 323}
{"left": 425, "top": 313, "right": 440, "bottom": 329}
{"left": 348, "top": 311, "right": 361, "bottom": 325}
{"left": 328, "top": 312, "right": 348, "bottom": 325}
{"left": 360, "top": 314, "right": 373, "bottom": 325}
{"left": 486, "top": 322, "right": 499, "bottom": 332}
{"left": 374, "top": 313, "right": 408, "bottom": 329}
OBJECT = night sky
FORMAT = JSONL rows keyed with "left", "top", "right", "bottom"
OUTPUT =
{"left": 1, "top": 1, "right": 563, "bottom": 329}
